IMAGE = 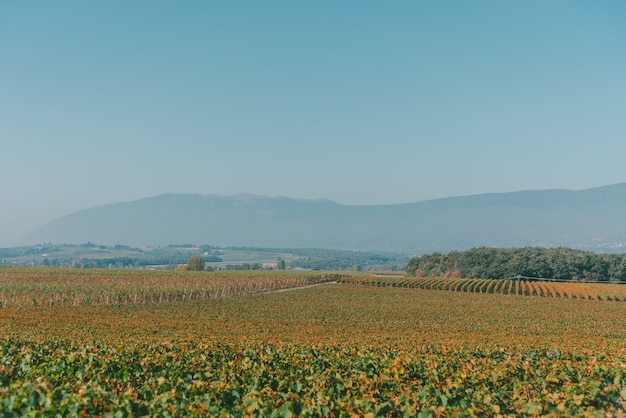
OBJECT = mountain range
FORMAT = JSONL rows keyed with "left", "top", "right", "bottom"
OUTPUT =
{"left": 20, "top": 184, "right": 626, "bottom": 254}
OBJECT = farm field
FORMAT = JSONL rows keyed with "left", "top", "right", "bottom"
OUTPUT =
{"left": 1, "top": 269, "right": 626, "bottom": 416}
{"left": 0, "top": 268, "right": 343, "bottom": 309}
{"left": 341, "top": 276, "right": 626, "bottom": 301}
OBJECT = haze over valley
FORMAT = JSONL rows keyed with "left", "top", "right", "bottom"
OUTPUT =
{"left": 3, "top": 2, "right": 626, "bottom": 250}
{"left": 18, "top": 183, "right": 626, "bottom": 254}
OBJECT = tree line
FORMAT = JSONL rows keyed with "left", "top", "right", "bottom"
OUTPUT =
{"left": 405, "top": 247, "right": 626, "bottom": 282}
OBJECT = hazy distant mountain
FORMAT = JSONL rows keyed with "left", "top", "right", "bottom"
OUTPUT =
{"left": 20, "top": 184, "right": 626, "bottom": 253}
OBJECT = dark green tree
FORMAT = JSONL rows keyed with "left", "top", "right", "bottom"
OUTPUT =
{"left": 277, "top": 258, "right": 286, "bottom": 270}
{"left": 406, "top": 246, "right": 626, "bottom": 282}
{"left": 187, "top": 256, "right": 205, "bottom": 271}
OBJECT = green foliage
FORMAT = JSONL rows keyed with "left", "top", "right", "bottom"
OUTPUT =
{"left": 406, "top": 247, "right": 626, "bottom": 282}
{"left": 228, "top": 247, "right": 408, "bottom": 271}
{"left": 1, "top": 341, "right": 625, "bottom": 416}
{"left": 186, "top": 256, "right": 206, "bottom": 271}
{"left": 0, "top": 243, "right": 223, "bottom": 269}
{"left": 224, "top": 263, "right": 262, "bottom": 270}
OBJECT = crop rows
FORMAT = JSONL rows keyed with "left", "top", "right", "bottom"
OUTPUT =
{"left": 2, "top": 271, "right": 626, "bottom": 415}
{"left": 0, "top": 268, "right": 344, "bottom": 309}
{"left": 2, "top": 339, "right": 625, "bottom": 417}
{"left": 340, "top": 276, "right": 626, "bottom": 301}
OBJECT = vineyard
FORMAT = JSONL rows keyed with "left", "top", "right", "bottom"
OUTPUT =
{"left": 341, "top": 276, "right": 626, "bottom": 301}
{"left": 0, "top": 268, "right": 344, "bottom": 309}
{"left": 1, "top": 268, "right": 626, "bottom": 416}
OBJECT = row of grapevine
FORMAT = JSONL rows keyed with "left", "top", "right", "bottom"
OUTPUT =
{"left": 0, "top": 268, "right": 344, "bottom": 309}
{"left": 339, "top": 276, "right": 626, "bottom": 301}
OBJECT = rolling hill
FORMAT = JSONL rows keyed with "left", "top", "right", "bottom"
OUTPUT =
{"left": 20, "top": 184, "right": 626, "bottom": 253}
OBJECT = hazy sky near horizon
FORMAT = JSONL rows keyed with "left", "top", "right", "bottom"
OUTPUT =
{"left": 2, "top": 1, "right": 626, "bottom": 246}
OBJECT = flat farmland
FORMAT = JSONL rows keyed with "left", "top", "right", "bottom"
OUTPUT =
{"left": 1, "top": 269, "right": 625, "bottom": 416}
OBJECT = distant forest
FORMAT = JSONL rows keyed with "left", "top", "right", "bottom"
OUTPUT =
{"left": 405, "top": 247, "right": 626, "bottom": 282}
{"left": 0, "top": 243, "right": 222, "bottom": 269}
{"left": 226, "top": 247, "right": 407, "bottom": 271}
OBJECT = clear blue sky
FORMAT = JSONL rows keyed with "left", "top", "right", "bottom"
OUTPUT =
{"left": 1, "top": 1, "right": 626, "bottom": 246}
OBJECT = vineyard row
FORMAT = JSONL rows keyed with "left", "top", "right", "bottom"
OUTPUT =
{"left": 0, "top": 273, "right": 344, "bottom": 309}
{"left": 339, "top": 277, "right": 626, "bottom": 302}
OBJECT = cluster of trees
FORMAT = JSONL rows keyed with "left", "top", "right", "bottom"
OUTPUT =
{"left": 2, "top": 243, "right": 407, "bottom": 271}
{"left": 186, "top": 256, "right": 211, "bottom": 271}
{"left": 224, "top": 263, "right": 264, "bottom": 271}
{"left": 0, "top": 243, "right": 140, "bottom": 259}
{"left": 286, "top": 250, "right": 406, "bottom": 271}
{"left": 405, "top": 247, "right": 626, "bottom": 282}
{"left": 21, "top": 255, "right": 223, "bottom": 269}
{"left": 218, "top": 247, "right": 407, "bottom": 270}
{"left": 187, "top": 257, "right": 284, "bottom": 272}
{"left": 0, "top": 242, "right": 224, "bottom": 269}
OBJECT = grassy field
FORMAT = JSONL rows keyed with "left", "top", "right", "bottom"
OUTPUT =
{"left": 1, "top": 269, "right": 625, "bottom": 415}
{"left": 209, "top": 249, "right": 301, "bottom": 268}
